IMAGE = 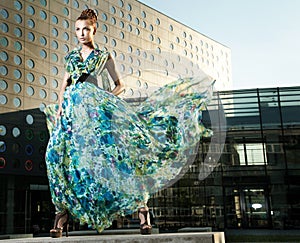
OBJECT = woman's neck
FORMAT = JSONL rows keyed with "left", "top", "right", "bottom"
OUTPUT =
{"left": 81, "top": 42, "right": 95, "bottom": 52}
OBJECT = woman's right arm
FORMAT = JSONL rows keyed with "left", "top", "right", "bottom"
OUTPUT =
{"left": 56, "top": 72, "right": 70, "bottom": 118}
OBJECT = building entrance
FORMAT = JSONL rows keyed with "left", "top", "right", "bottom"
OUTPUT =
{"left": 225, "top": 187, "right": 271, "bottom": 228}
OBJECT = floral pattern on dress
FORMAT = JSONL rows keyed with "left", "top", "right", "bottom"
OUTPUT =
{"left": 44, "top": 47, "right": 214, "bottom": 232}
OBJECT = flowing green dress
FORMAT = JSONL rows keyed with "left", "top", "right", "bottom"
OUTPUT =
{"left": 44, "top": 47, "right": 214, "bottom": 232}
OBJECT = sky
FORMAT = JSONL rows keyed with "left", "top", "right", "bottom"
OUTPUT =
{"left": 138, "top": 0, "right": 300, "bottom": 90}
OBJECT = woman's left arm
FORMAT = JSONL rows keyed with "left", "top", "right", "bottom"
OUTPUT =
{"left": 105, "top": 54, "right": 125, "bottom": 96}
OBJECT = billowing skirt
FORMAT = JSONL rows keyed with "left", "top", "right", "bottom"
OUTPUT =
{"left": 44, "top": 75, "right": 213, "bottom": 232}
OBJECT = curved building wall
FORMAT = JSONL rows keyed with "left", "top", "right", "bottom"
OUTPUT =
{"left": 0, "top": 0, "right": 232, "bottom": 114}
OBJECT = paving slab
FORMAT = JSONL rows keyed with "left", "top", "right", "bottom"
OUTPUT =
{"left": 0, "top": 232, "right": 225, "bottom": 243}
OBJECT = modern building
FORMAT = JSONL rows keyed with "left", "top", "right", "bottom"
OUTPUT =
{"left": 1, "top": 0, "right": 299, "bottom": 237}
{"left": 149, "top": 86, "right": 300, "bottom": 230}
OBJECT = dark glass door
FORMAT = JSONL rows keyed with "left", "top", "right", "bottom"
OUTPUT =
{"left": 241, "top": 188, "right": 269, "bottom": 228}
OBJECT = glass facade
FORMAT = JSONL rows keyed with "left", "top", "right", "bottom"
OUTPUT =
{"left": 148, "top": 86, "right": 300, "bottom": 231}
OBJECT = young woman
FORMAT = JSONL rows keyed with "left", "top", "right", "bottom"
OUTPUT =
{"left": 44, "top": 9, "right": 214, "bottom": 238}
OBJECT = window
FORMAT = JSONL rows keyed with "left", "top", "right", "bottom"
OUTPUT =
{"left": 235, "top": 143, "right": 266, "bottom": 165}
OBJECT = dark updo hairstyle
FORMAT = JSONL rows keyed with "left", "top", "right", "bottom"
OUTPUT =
{"left": 77, "top": 9, "right": 97, "bottom": 27}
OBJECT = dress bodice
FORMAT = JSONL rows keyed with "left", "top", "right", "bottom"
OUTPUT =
{"left": 64, "top": 47, "right": 109, "bottom": 86}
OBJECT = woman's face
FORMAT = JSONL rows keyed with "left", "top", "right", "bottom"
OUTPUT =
{"left": 75, "top": 19, "right": 96, "bottom": 44}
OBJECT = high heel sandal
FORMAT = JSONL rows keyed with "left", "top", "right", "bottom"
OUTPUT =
{"left": 138, "top": 207, "right": 152, "bottom": 235}
{"left": 50, "top": 211, "right": 69, "bottom": 238}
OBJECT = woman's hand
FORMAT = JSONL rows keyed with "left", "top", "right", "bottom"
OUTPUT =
{"left": 56, "top": 104, "right": 63, "bottom": 120}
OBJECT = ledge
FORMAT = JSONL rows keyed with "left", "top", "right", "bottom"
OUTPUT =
{"left": 0, "top": 232, "right": 225, "bottom": 243}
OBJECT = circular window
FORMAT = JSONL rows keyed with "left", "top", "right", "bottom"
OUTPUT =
{"left": 72, "top": 0, "right": 79, "bottom": 8}
{"left": 39, "top": 131, "right": 47, "bottom": 141}
{"left": 27, "top": 86, "right": 34, "bottom": 96}
{"left": 0, "top": 66, "right": 8, "bottom": 76}
{"left": 26, "top": 73, "right": 34, "bottom": 82}
{"left": 51, "top": 40, "right": 58, "bottom": 49}
{"left": 39, "top": 103, "right": 46, "bottom": 112}
{"left": 40, "top": 0, "right": 47, "bottom": 7}
{"left": 14, "top": 0, "right": 22, "bottom": 10}
{"left": 39, "top": 76, "right": 47, "bottom": 85}
{"left": 25, "top": 129, "right": 34, "bottom": 140}
{"left": 13, "top": 69, "right": 22, "bottom": 79}
{"left": 128, "top": 46, "right": 132, "bottom": 53}
{"left": 111, "top": 17, "right": 116, "bottom": 25}
{"left": 119, "top": 10, "right": 124, "bottom": 18}
{"left": 40, "top": 36, "right": 47, "bottom": 46}
{"left": 149, "top": 24, "right": 153, "bottom": 32}
{"left": 111, "top": 39, "right": 116, "bottom": 47}
{"left": 12, "top": 127, "right": 21, "bottom": 137}
{"left": 0, "top": 51, "right": 8, "bottom": 62}
{"left": 101, "top": 13, "right": 107, "bottom": 21}
{"left": 26, "top": 114, "right": 34, "bottom": 125}
{"left": 39, "top": 89, "right": 47, "bottom": 99}
{"left": 110, "top": 6, "right": 116, "bottom": 14}
{"left": 14, "top": 14, "right": 22, "bottom": 24}
{"left": 142, "top": 21, "right": 146, "bottom": 28}
{"left": 14, "top": 41, "right": 22, "bottom": 51}
{"left": 141, "top": 11, "right": 146, "bottom": 18}
{"left": 1, "top": 23, "right": 8, "bottom": 33}
{"left": 14, "top": 27, "right": 22, "bottom": 37}
{"left": 25, "top": 159, "right": 33, "bottom": 171}
{"left": 14, "top": 55, "right": 22, "bottom": 65}
{"left": 127, "top": 14, "right": 132, "bottom": 21}
{"left": 0, "top": 157, "right": 6, "bottom": 168}
{"left": 1, "top": 9, "right": 9, "bottom": 18}
{"left": 52, "top": 79, "right": 58, "bottom": 88}
{"left": 118, "top": 0, "right": 124, "bottom": 7}
{"left": 27, "top": 59, "right": 35, "bottom": 69}
{"left": 134, "top": 17, "right": 140, "bottom": 25}
{"left": 63, "top": 7, "right": 69, "bottom": 16}
{"left": 0, "top": 125, "right": 6, "bottom": 136}
{"left": 63, "top": 20, "right": 69, "bottom": 28}
{"left": 52, "top": 15, "right": 58, "bottom": 24}
{"left": 13, "top": 98, "right": 21, "bottom": 108}
{"left": 0, "top": 143, "right": 5, "bottom": 153}
{"left": 102, "top": 24, "right": 108, "bottom": 32}
{"left": 51, "top": 53, "right": 58, "bottom": 62}
{"left": 1, "top": 37, "right": 8, "bottom": 47}
{"left": 156, "top": 18, "right": 160, "bottom": 25}
{"left": 127, "top": 3, "right": 132, "bottom": 11}
{"left": 102, "top": 36, "right": 108, "bottom": 44}
{"left": 135, "top": 28, "right": 140, "bottom": 35}
{"left": 28, "top": 32, "right": 35, "bottom": 42}
{"left": 27, "top": 6, "right": 35, "bottom": 15}
{"left": 52, "top": 66, "right": 58, "bottom": 75}
{"left": 119, "top": 21, "right": 124, "bottom": 28}
{"left": 52, "top": 28, "right": 58, "bottom": 37}
{"left": 63, "top": 44, "right": 69, "bottom": 53}
{"left": 40, "top": 49, "right": 47, "bottom": 59}
{"left": 51, "top": 92, "right": 58, "bottom": 101}
{"left": 119, "top": 31, "right": 124, "bottom": 39}
{"left": 127, "top": 24, "right": 132, "bottom": 32}
{"left": 0, "top": 80, "right": 8, "bottom": 90}
{"left": 119, "top": 53, "right": 125, "bottom": 61}
{"left": 40, "top": 10, "right": 47, "bottom": 20}
{"left": 0, "top": 95, "right": 7, "bottom": 105}
{"left": 13, "top": 83, "right": 21, "bottom": 93}
{"left": 63, "top": 32, "right": 69, "bottom": 41}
